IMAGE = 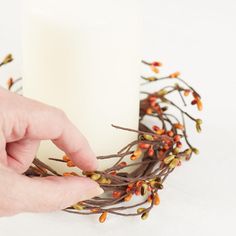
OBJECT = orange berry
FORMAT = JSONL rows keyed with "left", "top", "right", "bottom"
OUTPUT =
{"left": 135, "top": 188, "right": 141, "bottom": 196}
{"left": 139, "top": 143, "right": 150, "bottom": 149}
{"left": 167, "top": 130, "right": 174, "bottom": 137}
{"left": 63, "top": 155, "right": 70, "bottom": 162}
{"left": 154, "top": 194, "right": 160, "bottom": 205}
{"left": 7, "top": 78, "right": 13, "bottom": 90}
{"left": 133, "top": 148, "right": 142, "bottom": 157}
{"left": 169, "top": 71, "right": 180, "bottom": 78}
{"left": 148, "top": 147, "right": 154, "bottom": 156}
{"left": 124, "top": 193, "right": 133, "bottom": 202}
{"left": 73, "top": 172, "right": 79, "bottom": 176}
{"left": 112, "top": 191, "right": 121, "bottom": 198}
{"left": 63, "top": 172, "right": 72, "bottom": 177}
{"left": 196, "top": 99, "right": 203, "bottom": 111}
{"left": 67, "top": 160, "right": 75, "bottom": 167}
{"left": 184, "top": 89, "right": 191, "bottom": 96}
{"left": 99, "top": 212, "right": 107, "bottom": 223}
{"left": 91, "top": 208, "right": 99, "bottom": 213}
{"left": 150, "top": 65, "right": 159, "bottom": 73}
{"left": 174, "top": 123, "right": 184, "bottom": 130}
{"left": 156, "top": 129, "right": 165, "bottom": 135}
{"left": 64, "top": 172, "right": 78, "bottom": 176}
{"left": 130, "top": 155, "right": 138, "bottom": 161}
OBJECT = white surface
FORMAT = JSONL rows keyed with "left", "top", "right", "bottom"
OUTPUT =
{"left": 0, "top": 0, "right": 236, "bottom": 235}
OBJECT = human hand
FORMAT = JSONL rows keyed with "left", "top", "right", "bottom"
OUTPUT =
{"left": 0, "top": 86, "right": 103, "bottom": 216}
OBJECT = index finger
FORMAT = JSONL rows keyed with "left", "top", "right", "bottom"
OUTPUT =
{"left": 52, "top": 115, "right": 98, "bottom": 171}
{"left": 24, "top": 99, "right": 98, "bottom": 171}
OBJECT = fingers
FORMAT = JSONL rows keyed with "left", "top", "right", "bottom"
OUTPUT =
{"left": 0, "top": 166, "right": 103, "bottom": 216}
{"left": 0, "top": 131, "right": 7, "bottom": 165}
{"left": 6, "top": 139, "right": 40, "bottom": 173}
{"left": 22, "top": 97, "right": 98, "bottom": 171}
{"left": 1, "top": 89, "right": 98, "bottom": 172}
{"left": 52, "top": 120, "right": 98, "bottom": 171}
{"left": 20, "top": 175, "right": 104, "bottom": 213}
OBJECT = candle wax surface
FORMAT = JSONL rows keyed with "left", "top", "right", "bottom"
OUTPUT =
{"left": 22, "top": 0, "right": 141, "bottom": 170}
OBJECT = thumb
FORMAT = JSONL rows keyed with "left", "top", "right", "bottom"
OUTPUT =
{"left": 0, "top": 166, "right": 103, "bottom": 215}
{"left": 22, "top": 176, "right": 104, "bottom": 213}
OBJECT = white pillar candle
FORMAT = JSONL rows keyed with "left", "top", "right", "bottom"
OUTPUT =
{"left": 21, "top": 0, "right": 141, "bottom": 165}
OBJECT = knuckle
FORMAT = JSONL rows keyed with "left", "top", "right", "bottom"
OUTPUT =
{"left": 53, "top": 107, "right": 68, "bottom": 121}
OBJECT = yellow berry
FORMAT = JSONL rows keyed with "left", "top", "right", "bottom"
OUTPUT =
{"left": 169, "top": 158, "right": 180, "bottom": 169}
{"left": 163, "top": 155, "right": 175, "bottom": 164}
{"left": 141, "top": 212, "right": 149, "bottom": 220}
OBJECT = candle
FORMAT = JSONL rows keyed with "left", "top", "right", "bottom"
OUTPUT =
{"left": 21, "top": 0, "right": 141, "bottom": 165}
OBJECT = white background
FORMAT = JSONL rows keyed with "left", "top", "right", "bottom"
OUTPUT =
{"left": 1, "top": 0, "right": 236, "bottom": 235}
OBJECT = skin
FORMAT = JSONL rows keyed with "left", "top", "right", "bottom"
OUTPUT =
{"left": 0, "top": 86, "right": 104, "bottom": 217}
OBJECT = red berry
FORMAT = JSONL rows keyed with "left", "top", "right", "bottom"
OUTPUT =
{"left": 174, "top": 135, "right": 181, "bottom": 142}
{"left": 152, "top": 61, "right": 162, "bottom": 67}
{"left": 148, "top": 148, "right": 154, "bottom": 156}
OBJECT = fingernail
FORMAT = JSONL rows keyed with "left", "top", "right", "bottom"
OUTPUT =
{"left": 83, "top": 186, "right": 104, "bottom": 200}
{"left": 80, "top": 178, "right": 104, "bottom": 200}
{"left": 95, "top": 186, "right": 104, "bottom": 195}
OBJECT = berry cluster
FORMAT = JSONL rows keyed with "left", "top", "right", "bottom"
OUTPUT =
{"left": 2, "top": 55, "right": 202, "bottom": 223}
